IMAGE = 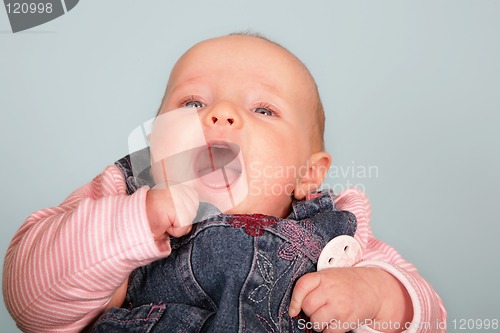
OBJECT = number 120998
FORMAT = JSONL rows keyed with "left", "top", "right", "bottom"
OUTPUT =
{"left": 452, "top": 318, "right": 499, "bottom": 330}
{"left": 6, "top": 3, "right": 53, "bottom": 14}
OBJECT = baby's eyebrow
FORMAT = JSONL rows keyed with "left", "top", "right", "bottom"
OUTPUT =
{"left": 255, "top": 81, "right": 282, "bottom": 96}
{"left": 168, "top": 80, "right": 210, "bottom": 97}
{"left": 172, "top": 74, "right": 284, "bottom": 95}
{"left": 170, "top": 79, "right": 201, "bottom": 91}
{"left": 175, "top": 76, "right": 205, "bottom": 86}
{"left": 242, "top": 73, "right": 284, "bottom": 95}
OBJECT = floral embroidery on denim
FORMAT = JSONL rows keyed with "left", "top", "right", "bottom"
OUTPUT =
{"left": 256, "top": 313, "right": 277, "bottom": 333}
{"left": 227, "top": 214, "right": 278, "bottom": 237}
{"left": 248, "top": 284, "right": 270, "bottom": 304}
{"left": 249, "top": 254, "right": 274, "bottom": 303}
{"left": 248, "top": 252, "right": 298, "bottom": 332}
{"left": 257, "top": 253, "right": 275, "bottom": 283}
{"left": 277, "top": 220, "right": 324, "bottom": 261}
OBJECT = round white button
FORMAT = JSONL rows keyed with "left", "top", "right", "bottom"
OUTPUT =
{"left": 317, "top": 235, "right": 362, "bottom": 271}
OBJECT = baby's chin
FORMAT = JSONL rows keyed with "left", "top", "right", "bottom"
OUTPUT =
{"left": 220, "top": 196, "right": 293, "bottom": 218}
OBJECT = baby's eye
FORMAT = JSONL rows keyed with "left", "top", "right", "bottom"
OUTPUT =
{"left": 253, "top": 107, "right": 274, "bottom": 116}
{"left": 185, "top": 100, "right": 205, "bottom": 108}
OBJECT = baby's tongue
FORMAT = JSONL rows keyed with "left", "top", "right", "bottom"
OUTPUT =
{"left": 198, "top": 167, "right": 240, "bottom": 189}
{"left": 196, "top": 145, "right": 241, "bottom": 189}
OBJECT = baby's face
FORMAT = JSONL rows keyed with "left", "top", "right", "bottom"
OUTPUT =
{"left": 152, "top": 36, "right": 320, "bottom": 218}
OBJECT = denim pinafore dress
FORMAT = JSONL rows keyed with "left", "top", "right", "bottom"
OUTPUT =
{"left": 92, "top": 151, "right": 357, "bottom": 333}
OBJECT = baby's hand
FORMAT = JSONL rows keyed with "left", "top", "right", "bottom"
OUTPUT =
{"left": 146, "top": 183, "right": 198, "bottom": 250}
{"left": 289, "top": 267, "right": 384, "bottom": 333}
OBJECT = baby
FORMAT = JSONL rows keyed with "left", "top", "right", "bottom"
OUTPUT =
{"left": 3, "top": 34, "right": 446, "bottom": 333}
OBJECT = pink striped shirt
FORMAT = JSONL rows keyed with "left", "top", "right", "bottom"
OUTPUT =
{"left": 3, "top": 165, "right": 446, "bottom": 332}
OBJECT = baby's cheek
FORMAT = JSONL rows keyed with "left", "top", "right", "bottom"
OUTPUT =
{"left": 244, "top": 174, "right": 285, "bottom": 200}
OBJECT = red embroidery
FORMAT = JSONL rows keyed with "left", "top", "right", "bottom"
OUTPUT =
{"left": 305, "top": 192, "right": 321, "bottom": 200}
{"left": 227, "top": 214, "right": 278, "bottom": 237}
{"left": 277, "top": 221, "right": 323, "bottom": 261}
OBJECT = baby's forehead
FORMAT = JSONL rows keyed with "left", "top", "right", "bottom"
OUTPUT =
{"left": 177, "top": 36, "right": 309, "bottom": 75}
{"left": 170, "top": 37, "right": 314, "bottom": 95}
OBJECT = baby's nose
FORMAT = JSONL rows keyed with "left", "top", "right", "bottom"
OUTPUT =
{"left": 204, "top": 102, "right": 242, "bottom": 128}
{"left": 210, "top": 115, "right": 234, "bottom": 125}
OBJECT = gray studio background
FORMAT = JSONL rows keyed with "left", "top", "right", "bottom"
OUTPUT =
{"left": 1, "top": 1, "right": 499, "bottom": 332}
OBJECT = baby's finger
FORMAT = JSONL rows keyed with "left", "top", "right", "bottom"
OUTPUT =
{"left": 174, "top": 200, "right": 198, "bottom": 228}
{"left": 166, "top": 224, "right": 192, "bottom": 238}
{"left": 289, "top": 272, "right": 321, "bottom": 317}
{"left": 170, "top": 184, "right": 199, "bottom": 228}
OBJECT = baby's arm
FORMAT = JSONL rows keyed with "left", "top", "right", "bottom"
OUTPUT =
{"left": 3, "top": 166, "right": 177, "bottom": 332}
{"left": 289, "top": 188, "right": 446, "bottom": 333}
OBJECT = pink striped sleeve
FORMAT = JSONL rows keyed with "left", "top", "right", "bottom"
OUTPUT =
{"left": 2, "top": 165, "right": 169, "bottom": 333}
{"left": 334, "top": 188, "right": 447, "bottom": 333}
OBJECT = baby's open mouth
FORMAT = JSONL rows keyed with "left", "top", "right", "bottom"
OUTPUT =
{"left": 194, "top": 142, "right": 242, "bottom": 189}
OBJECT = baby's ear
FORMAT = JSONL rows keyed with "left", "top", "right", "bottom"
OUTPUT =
{"left": 294, "top": 152, "right": 332, "bottom": 200}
